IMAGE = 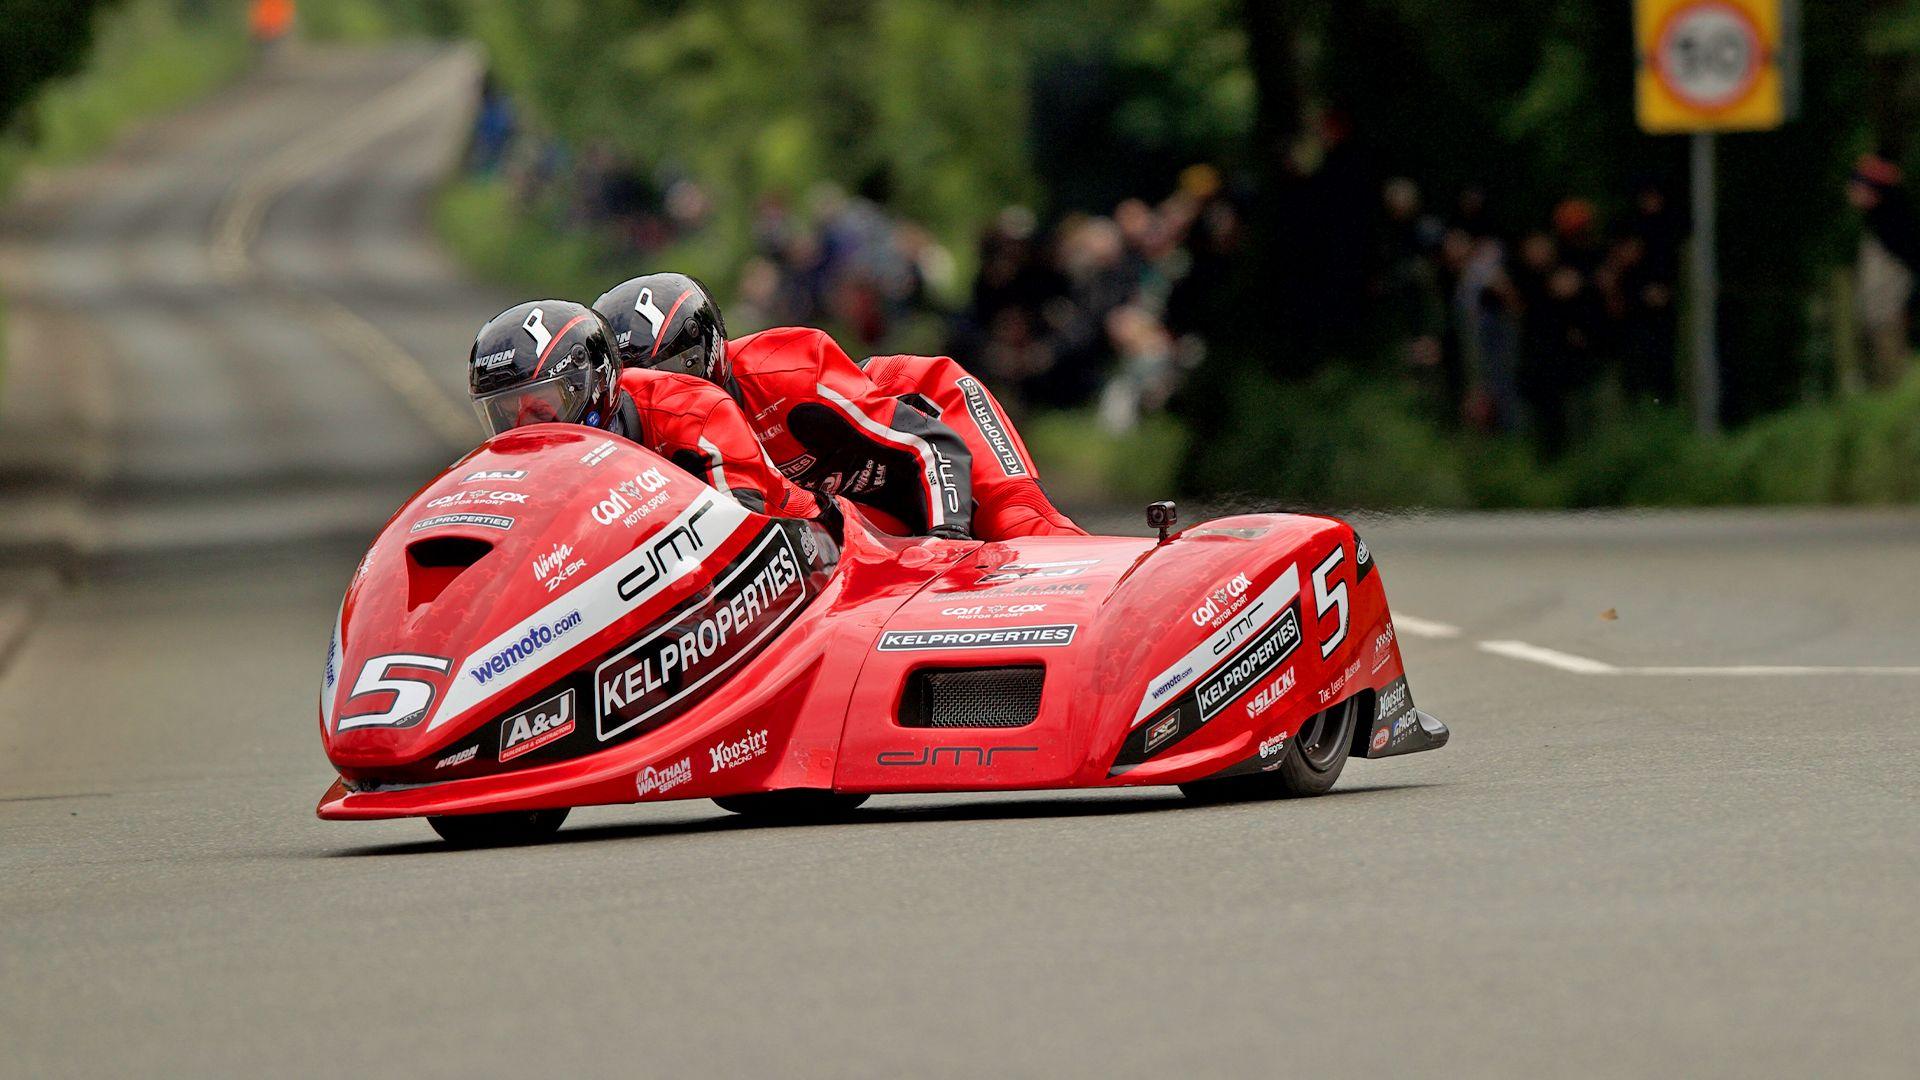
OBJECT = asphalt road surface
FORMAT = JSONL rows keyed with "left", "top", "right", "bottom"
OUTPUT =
{"left": 2, "top": 47, "right": 1916, "bottom": 1080}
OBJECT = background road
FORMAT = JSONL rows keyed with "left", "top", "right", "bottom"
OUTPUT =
{"left": 2, "top": 48, "right": 1915, "bottom": 1079}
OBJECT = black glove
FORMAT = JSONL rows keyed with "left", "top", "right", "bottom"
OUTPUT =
{"left": 929, "top": 524, "right": 971, "bottom": 541}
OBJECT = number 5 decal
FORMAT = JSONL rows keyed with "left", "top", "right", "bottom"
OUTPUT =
{"left": 336, "top": 654, "right": 452, "bottom": 732}
{"left": 1312, "top": 547, "right": 1349, "bottom": 659}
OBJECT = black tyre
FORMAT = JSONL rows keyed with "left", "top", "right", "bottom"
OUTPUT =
{"left": 428, "top": 807, "right": 569, "bottom": 847}
{"left": 711, "top": 790, "right": 869, "bottom": 821}
{"left": 1179, "top": 696, "right": 1360, "bottom": 803}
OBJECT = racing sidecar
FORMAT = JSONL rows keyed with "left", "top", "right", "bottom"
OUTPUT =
{"left": 316, "top": 424, "right": 1447, "bottom": 844}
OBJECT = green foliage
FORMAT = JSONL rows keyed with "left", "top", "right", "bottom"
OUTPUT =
{"left": 0, "top": 0, "right": 248, "bottom": 189}
{"left": 1183, "top": 364, "right": 1920, "bottom": 510}
{"left": 435, "top": 178, "right": 609, "bottom": 300}
{"left": 0, "top": 0, "right": 106, "bottom": 130}
{"left": 1021, "top": 409, "right": 1189, "bottom": 505}
{"left": 298, "top": 0, "right": 461, "bottom": 40}
{"left": 458, "top": 0, "right": 1032, "bottom": 260}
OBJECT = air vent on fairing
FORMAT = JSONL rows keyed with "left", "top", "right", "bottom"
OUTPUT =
{"left": 897, "top": 666, "right": 1045, "bottom": 728}
{"left": 404, "top": 536, "right": 493, "bottom": 609}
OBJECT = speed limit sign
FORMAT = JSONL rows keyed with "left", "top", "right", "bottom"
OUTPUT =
{"left": 1635, "top": 0, "right": 1795, "bottom": 132}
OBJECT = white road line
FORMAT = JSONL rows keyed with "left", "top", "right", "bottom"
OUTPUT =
{"left": 1393, "top": 614, "right": 1462, "bottom": 639}
{"left": 1477, "top": 638, "right": 1920, "bottom": 677}
{"left": 1477, "top": 640, "right": 1620, "bottom": 674}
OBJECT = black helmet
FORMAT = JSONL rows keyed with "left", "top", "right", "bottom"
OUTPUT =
{"left": 468, "top": 300, "right": 621, "bottom": 436}
{"left": 593, "top": 273, "right": 729, "bottom": 383}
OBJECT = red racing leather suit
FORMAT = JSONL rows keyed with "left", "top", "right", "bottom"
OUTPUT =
{"left": 861, "top": 353, "right": 1086, "bottom": 539}
{"left": 616, "top": 367, "right": 825, "bottom": 521}
{"left": 724, "top": 327, "right": 972, "bottom": 537}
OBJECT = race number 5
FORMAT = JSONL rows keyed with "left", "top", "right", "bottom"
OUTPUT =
{"left": 335, "top": 654, "right": 452, "bottom": 732}
{"left": 1312, "top": 547, "right": 1349, "bottom": 659}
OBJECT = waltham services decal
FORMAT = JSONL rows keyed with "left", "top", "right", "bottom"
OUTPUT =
{"left": 425, "top": 491, "right": 750, "bottom": 731}
{"left": 1132, "top": 564, "right": 1301, "bottom": 726}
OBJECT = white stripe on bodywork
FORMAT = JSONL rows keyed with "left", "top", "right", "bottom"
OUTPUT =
{"left": 815, "top": 383, "right": 946, "bottom": 529}
{"left": 425, "top": 491, "right": 751, "bottom": 730}
{"left": 1132, "top": 564, "right": 1301, "bottom": 726}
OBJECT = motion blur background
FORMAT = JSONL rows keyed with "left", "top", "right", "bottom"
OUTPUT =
{"left": 8, "top": 0, "right": 1920, "bottom": 511}
{"left": 3, "top": 3, "right": 1918, "bottom": 1077}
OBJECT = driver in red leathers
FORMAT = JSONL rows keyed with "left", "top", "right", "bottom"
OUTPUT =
{"left": 593, "top": 273, "right": 1084, "bottom": 540}
{"left": 466, "top": 299, "right": 828, "bottom": 524}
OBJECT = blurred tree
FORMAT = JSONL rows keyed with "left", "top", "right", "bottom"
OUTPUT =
{"left": 0, "top": 1, "right": 109, "bottom": 129}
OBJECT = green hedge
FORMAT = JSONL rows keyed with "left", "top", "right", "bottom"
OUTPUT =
{"left": 1182, "top": 366, "right": 1920, "bottom": 510}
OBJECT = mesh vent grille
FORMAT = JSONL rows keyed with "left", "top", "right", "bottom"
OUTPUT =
{"left": 900, "top": 667, "right": 1044, "bottom": 728}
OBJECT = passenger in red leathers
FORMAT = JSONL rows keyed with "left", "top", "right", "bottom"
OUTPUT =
{"left": 595, "top": 273, "right": 1079, "bottom": 540}
{"left": 861, "top": 352, "right": 1085, "bottom": 538}
{"left": 615, "top": 366, "right": 828, "bottom": 523}
{"left": 465, "top": 298, "right": 826, "bottom": 524}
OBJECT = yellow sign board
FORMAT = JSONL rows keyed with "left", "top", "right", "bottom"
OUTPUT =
{"left": 1635, "top": 0, "right": 1790, "bottom": 133}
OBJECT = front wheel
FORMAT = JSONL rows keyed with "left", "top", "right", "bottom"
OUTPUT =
{"left": 712, "top": 790, "right": 869, "bottom": 822}
{"left": 428, "top": 807, "right": 569, "bottom": 847}
{"left": 1179, "top": 697, "right": 1360, "bottom": 803}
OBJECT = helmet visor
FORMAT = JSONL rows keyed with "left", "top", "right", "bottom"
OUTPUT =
{"left": 472, "top": 369, "right": 593, "bottom": 435}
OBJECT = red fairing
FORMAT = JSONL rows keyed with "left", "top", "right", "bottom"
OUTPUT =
{"left": 317, "top": 427, "right": 1444, "bottom": 822}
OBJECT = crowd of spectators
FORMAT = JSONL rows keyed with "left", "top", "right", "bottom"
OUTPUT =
{"left": 1372, "top": 178, "right": 1686, "bottom": 452}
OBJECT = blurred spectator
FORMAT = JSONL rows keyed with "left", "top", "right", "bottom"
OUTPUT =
{"left": 1848, "top": 153, "right": 1918, "bottom": 388}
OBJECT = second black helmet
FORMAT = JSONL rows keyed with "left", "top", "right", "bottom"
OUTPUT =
{"left": 594, "top": 273, "right": 729, "bottom": 383}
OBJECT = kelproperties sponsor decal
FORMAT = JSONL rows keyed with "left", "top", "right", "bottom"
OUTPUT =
{"left": 1195, "top": 605, "right": 1302, "bottom": 721}
{"left": 595, "top": 528, "right": 808, "bottom": 741}
{"left": 1132, "top": 564, "right": 1301, "bottom": 726}
{"left": 498, "top": 689, "right": 576, "bottom": 762}
{"left": 956, "top": 376, "right": 1028, "bottom": 477}
{"left": 410, "top": 512, "right": 514, "bottom": 532}
{"left": 876, "top": 624, "right": 1077, "bottom": 651}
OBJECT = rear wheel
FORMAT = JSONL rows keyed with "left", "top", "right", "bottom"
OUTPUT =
{"left": 712, "top": 790, "right": 869, "bottom": 821}
{"left": 428, "top": 808, "right": 569, "bottom": 847}
{"left": 1179, "top": 697, "right": 1360, "bottom": 803}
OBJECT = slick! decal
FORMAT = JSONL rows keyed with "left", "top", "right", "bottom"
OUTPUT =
{"left": 1195, "top": 605, "right": 1302, "bottom": 721}
{"left": 594, "top": 528, "right": 808, "bottom": 741}
{"left": 410, "top": 512, "right": 514, "bottom": 532}
{"left": 956, "top": 376, "right": 1028, "bottom": 477}
{"left": 498, "top": 689, "right": 576, "bottom": 762}
{"left": 877, "top": 624, "right": 1077, "bottom": 651}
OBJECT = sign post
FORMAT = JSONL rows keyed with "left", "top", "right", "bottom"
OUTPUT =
{"left": 1635, "top": 0, "right": 1798, "bottom": 434}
